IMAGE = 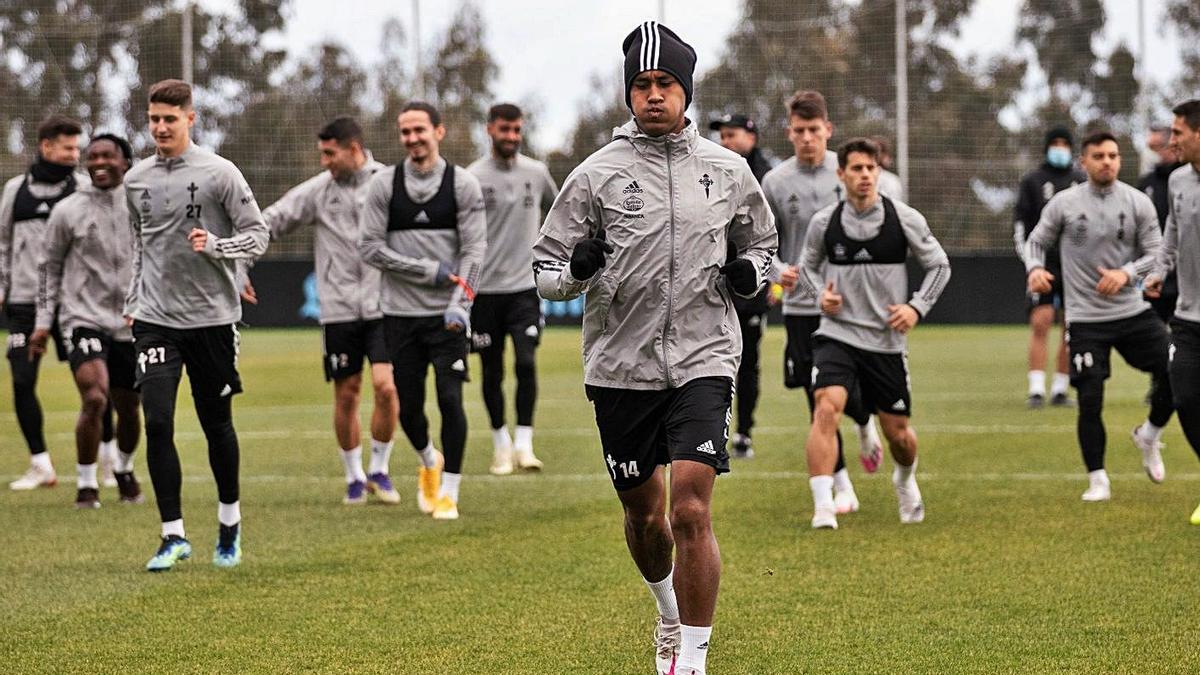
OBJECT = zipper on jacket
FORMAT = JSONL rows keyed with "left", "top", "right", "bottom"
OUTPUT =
{"left": 662, "top": 140, "right": 676, "bottom": 387}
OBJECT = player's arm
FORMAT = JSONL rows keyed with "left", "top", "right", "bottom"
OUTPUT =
{"left": 533, "top": 168, "right": 606, "bottom": 301}
{"left": 35, "top": 207, "right": 71, "bottom": 333}
{"left": 448, "top": 172, "right": 488, "bottom": 316}
{"left": 1012, "top": 175, "right": 1036, "bottom": 261}
{"left": 357, "top": 172, "right": 445, "bottom": 284}
{"left": 1147, "top": 192, "right": 1180, "bottom": 297}
{"left": 795, "top": 210, "right": 830, "bottom": 304}
{"left": 123, "top": 189, "right": 143, "bottom": 323}
{"left": 1024, "top": 195, "right": 1064, "bottom": 293}
{"left": 759, "top": 175, "right": 793, "bottom": 286}
{"left": 194, "top": 166, "right": 269, "bottom": 260}
{"left": 901, "top": 209, "right": 952, "bottom": 324}
{"left": 723, "top": 169, "right": 777, "bottom": 298}
{"left": 0, "top": 179, "right": 18, "bottom": 305}
{"left": 1124, "top": 195, "right": 1163, "bottom": 282}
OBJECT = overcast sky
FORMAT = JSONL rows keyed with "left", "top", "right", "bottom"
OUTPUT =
{"left": 205, "top": 0, "right": 1184, "bottom": 151}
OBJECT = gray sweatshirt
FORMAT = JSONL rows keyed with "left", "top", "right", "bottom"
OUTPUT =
{"left": 1025, "top": 180, "right": 1160, "bottom": 324}
{"left": 124, "top": 143, "right": 269, "bottom": 329}
{"left": 359, "top": 156, "right": 487, "bottom": 318}
{"left": 533, "top": 119, "right": 777, "bottom": 390}
{"left": 1155, "top": 163, "right": 1200, "bottom": 324}
{"left": 760, "top": 151, "right": 843, "bottom": 316}
{"left": 467, "top": 153, "right": 559, "bottom": 294}
{"left": 797, "top": 196, "right": 952, "bottom": 354}
{"left": 0, "top": 171, "right": 88, "bottom": 304}
{"left": 261, "top": 157, "right": 386, "bottom": 324}
{"left": 36, "top": 183, "right": 134, "bottom": 341}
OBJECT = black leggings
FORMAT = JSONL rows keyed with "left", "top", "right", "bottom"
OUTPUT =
{"left": 142, "top": 375, "right": 240, "bottom": 523}
{"left": 1076, "top": 372, "right": 1173, "bottom": 471}
{"left": 8, "top": 352, "right": 46, "bottom": 455}
{"left": 479, "top": 330, "right": 537, "bottom": 429}
{"left": 1169, "top": 319, "right": 1200, "bottom": 461}
{"left": 396, "top": 366, "right": 467, "bottom": 474}
{"left": 735, "top": 314, "right": 763, "bottom": 436}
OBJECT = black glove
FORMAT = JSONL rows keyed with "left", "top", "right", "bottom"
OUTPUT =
{"left": 720, "top": 258, "right": 758, "bottom": 296}
{"left": 569, "top": 229, "right": 614, "bottom": 280}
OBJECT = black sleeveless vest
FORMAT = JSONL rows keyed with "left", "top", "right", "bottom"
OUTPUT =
{"left": 12, "top": 173, "right": 77, "bottom": 223}
{"left": 824, "top": 196, "right": 906, "bottom": 266}
{"left": 388, "top": 163, "right": 458, "bottom": 231}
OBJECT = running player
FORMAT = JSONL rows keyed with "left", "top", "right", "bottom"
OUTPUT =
{"left": 1138, "top": 124, "right": 1183, "bottom": 323}
{"left": 534, "top": 23, "right": 776, "bottom": 675}
{"left": 797, "top": 138, "right": 951, "bottom": 529}
{"left": 1014, "top": 127, "right": 1086, "bottom": 408}
{"left": 2, "top": 115, "right": 81, "bottom": 490}
{"left": 125, "top": 79, "right": 268, "bottom": 570}
{"left": 1025, "top": 131, "right": 1171, "bottom": 502}
{"left": 251, "top": 117, "right": 399, "bottom": 505}
{"left": 467, "top": 103, "right": 558, "bottom": 475}
{"left": 360, "top": 101, "right": 486, "bottom": 521}
{"left": 1145, "top": 99, "right": 1200, "bottom": 523}
{"left": 761, "top": 90, "right": 883, "bottom": 513}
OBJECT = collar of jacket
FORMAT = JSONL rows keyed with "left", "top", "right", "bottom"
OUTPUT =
{"left": 155, "top": 141, "right": 199, "bottom": 167}
{"left": 75, "top": 181, "right": 122, "bottom": 200}
{"left": 339, "top": 150, "right": 380, "bottom": 185}
{"left": 613, "top": 117, "right": 698, "bottom": 158}
{"left": 1087, "top": 180, "right": 1116, "bottom": 197}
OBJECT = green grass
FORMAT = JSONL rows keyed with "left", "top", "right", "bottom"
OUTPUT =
{"left": 1, "top": 325, "right": 1197, "bottom": 674}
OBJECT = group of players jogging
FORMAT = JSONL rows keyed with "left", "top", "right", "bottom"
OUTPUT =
{"left": 4, "top": 22, "right": 1200, "bottom": 675}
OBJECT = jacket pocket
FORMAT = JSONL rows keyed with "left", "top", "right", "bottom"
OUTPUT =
{"left": 583, "top": 274, "right": 617, "bottom": 341}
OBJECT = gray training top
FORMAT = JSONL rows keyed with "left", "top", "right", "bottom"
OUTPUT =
{"left": 1155, "top": 163, "right": 1200, "bottom": 324}
{"left": 761, "top": 150, "right": 843, "bottom": 316}
{"left": 359, "top": 156, "right": 487, "bottom": 318}
{"left": 36, "top": 183, "right": 134, "bottom": 341}
{"left": 0, "top": 171, "right": 89, "bottom": 304}
{"left": 124, "top": 143, "right": 269, "bottom": 329}
{"left": 466, "top": 153, "right": 558, "bottom": 294}
{"left": 797, "top": 196, "right": 952, "bottom": 354}
{"left": 1025, "top": 180, "right": 1160, "bottom": 324}
{"left": 261, "top": 156, "right": 386, "bottom": 324}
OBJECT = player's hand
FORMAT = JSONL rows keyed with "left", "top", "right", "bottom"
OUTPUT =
{"left": 1144, "top": 274, "right": 1162, "bottom": 299}
{"left": 1096, "top": 266, "right": 1129, "bottom": 296}
{"left": 188, "top": 228, "right": 209, "bottom": 253}
{"left": 444, "top": 305, "right": 470, "bottom": 333}
{"left": 569, "top": 230, "right": 613, "bottom": 281}
{"left": 887, "top": 304, "right": 920, "bottom": 334}
{"left": 124, "top": 315, "right": 134, "bottom": 328}
{"left": 719, "top": 258, "right": 758, "bottom": 296}
{"left": 27, "top": 328, "right": 49, "bottom": 361}
{"left": 780, "top": 265, "right": 800, "bottom": 291}
{"left": 820, "top": 281, "right": 842, "bottom": 315}
{"left": 240, "top": 279, "right": 258, "bottom": 305}
{"left": 1027, "top": 267, "right": 1053, "bottom": 294}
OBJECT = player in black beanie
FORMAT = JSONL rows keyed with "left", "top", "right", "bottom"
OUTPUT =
{"left": 623, "top": 21, "right": 697, "bottom": 111}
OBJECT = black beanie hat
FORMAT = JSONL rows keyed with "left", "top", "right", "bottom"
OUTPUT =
{"left": 1044, "top": 126, "right": 1073, "bottom": 150}
{"left": 622, "top": 21, "right": 697, "bottom": 111}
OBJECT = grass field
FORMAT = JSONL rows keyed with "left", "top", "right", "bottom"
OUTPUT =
{"left": 1, "top": 325, "right": 1197, "bottom": 674}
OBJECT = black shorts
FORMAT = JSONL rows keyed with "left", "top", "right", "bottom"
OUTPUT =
{"left": 1027, "top": 261, "right": 1065, "bottom": 314}
{"left": 5, "top": 303, "right": 68, "bottom": 361}
{"left": 585, "top": 376, "right": 732, "bottom": 491}
{"left": 384, "top": 316, "right": 470, "bottom": 381}
{"left": 1066, "top": 309, "right": 1170, "bottom": 385}
{"left": 783, "top": 315, "right": 821, "bottom": 389}
{"left": 67, "top": 327, "right": 137, "bottom": 391}
{"left": 322, "top": 319, "right": 389, "bottom": 382}
{"left": 132, "top": 321, "right": 243, "bottom": 399}
{"left": 812, "top": 337, "right": 912, "bottom": 417}
{"left": 470, "top": 289, "right": 543, "bottom": 353}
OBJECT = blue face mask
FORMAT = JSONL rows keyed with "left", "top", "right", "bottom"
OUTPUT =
{"left": 1046, "top": 146, "right": 1072, "bottom": 169}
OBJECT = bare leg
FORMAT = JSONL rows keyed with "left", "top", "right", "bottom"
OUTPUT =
{"left": 333, "top": 373, "right": 363, "bottom": 450}
{"left": 616, "top": 465, "right": 673, "bottom": 583}
{"left": 368, "top": 363, "right": 398, "bottom": 443}
{"left": 669, "top": 460, "right": 720, "bottom": 626}
{"left": 72, "top": 360, "right": 110, "bottom": 466}
{"left": 806, "top": 386, "right": 848, "bottom": 476}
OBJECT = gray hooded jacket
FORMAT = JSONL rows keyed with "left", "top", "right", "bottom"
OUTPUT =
{"left": 533, "top": 119, "right": 777, "bottom": 390}
{"left": 1154, "top": 163, "right": 1200, "bottom": 324}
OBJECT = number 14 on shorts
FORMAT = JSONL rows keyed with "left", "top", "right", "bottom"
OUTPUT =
{"left": 607, "top": 454, "right": 639, "bottom": 480}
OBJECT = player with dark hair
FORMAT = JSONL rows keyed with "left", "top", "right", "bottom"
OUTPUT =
{"left": 798, "top": 137, "right": 952, "bottom": 530}
{"left": 360, "top": 101, "right": 487, "bottom": 521}
{"left": 126, "top": 79, "right": 269, "bottom": 570}
{"left": 534, "top": 23, "right": 776, "bottom": 675}
{"left": 1026, "top": 131, "right": 1171, "bottom": 502}
{"left": 33, "top": 134, "right": 144, "bottom": 509}
{"left": 468, "top": 103, "right": 558, "bottom": 475}
{"left": 2, "top": 114, "right": 83, "bottom": 490}
{"left": 246, "top": 116, "right": 398, "bottom": 505}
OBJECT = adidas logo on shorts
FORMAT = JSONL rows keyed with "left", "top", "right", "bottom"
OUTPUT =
{"left": 695, "top": 439, "right": 716, "bottom": 455}
{"left": 891, "top": 399, "right": 907, "bottom": 412}
{"left": 451, "top": 359, "right": 466, "bottom": 372}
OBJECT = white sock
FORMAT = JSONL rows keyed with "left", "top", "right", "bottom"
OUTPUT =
{"left": 439, "top": 472, "right": 461, "bottom": 502}
{"left": 218, "top": 501, "right": 241, "bottom": 527}
{"left": 859, "top": 416, "right": 881, "bottom": 444}
{"left": 31, "top": 451, "right": 53, "bottom": 472}
{"left": 416, "top": 443, "right": 438, "bottom": 469}
{"left": 809, "top": 475, "right": 835, "bottom": 512}
{"left": 368, "top": 438, "right": 393, "bottom": 475}
{"left": 1088, "top": 468, "right": 1110, "bottom": 486}
{"left": 1051, "top": 372, "right": 1070, "bottom": 396}
{"left": 832, "top": 468, "right": 853, "bottom": 493}
{"left": 77, "top": 463, "right": 99, "bottom": 489}
{"left": 677, "top": 624, "right": 712, "bottom": 674}
{"left": 116, "top": 450, "right": 135, "bottom": 474}
{"left": 340, "top": 446, "right": 367, "bottom": 483}
{"left": 514, "top": 425, "right": 534, "bottom": 452}
{"left": 893, "top": 457, "right": 917, "bottom": 484}
{"left": 100, "top": 440, "right": 117, "bottom": 464}
{"left": 1028, "top": 370, "right": 1046, "bottom": 395}
{"left": 643, "top": 569, "right": 680, "bottom": 623}
{"left": 1138, "top": 421, "right": 1164, "bottom": 443}
{"left": 492, "top": 427, "right": 513, "bottom": 453}
{"left": 162, "top": 519, "right": 185, "bottom": 538}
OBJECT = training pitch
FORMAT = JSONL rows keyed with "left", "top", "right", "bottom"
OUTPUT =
{"left": 1, "top": 326, "right": 1196, "bottom": 673}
